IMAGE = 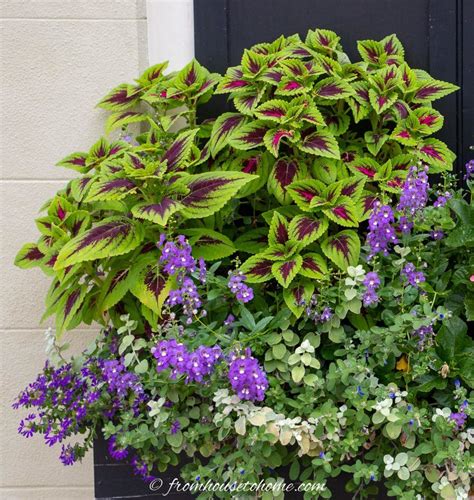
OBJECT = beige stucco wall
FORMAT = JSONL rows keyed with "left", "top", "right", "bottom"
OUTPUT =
{"left": 0, "top": 1, "right": 148, "bottom": 498}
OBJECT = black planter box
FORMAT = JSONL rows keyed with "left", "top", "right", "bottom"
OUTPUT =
{"left": 94, "top": 434, "right": 389, "bottom": 499}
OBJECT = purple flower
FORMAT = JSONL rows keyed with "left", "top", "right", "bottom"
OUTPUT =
{"left": 433, "top": 192, "right": 452, "bottom": 208}
{"left": 228, "top": 272, "right": 254, "bottom": 303}
{"left": 170, "top": 420, "right": 181, "bottom": 434}
{"left": 131, "top": 456, "right": 155, "bottom": 481}
{"left": 464, "top": 159, "right": 474, "bottom": 181}
{"left": 166, "top": 276, "right": 202, "bottom": 323}
{"left": 108, "top": 435, "right": 128, "bottom": 461}
{"left": 320, "top": 307, "right": 333, "bottom": 322}
{"left": 413, "top": 325, "right": 435, "bottom": 350}
{"left": 362, "top": 271, "right": 381, "bottom": 306}
{"left": 185, "top": 345, "right": 222, "bottom": 383}
{"left": 198, "top": 258, "right": 207, "bottom": 284}
{"left": 401, "top": 263, "right": 426, "bottom": 288}
{"left": 398, "top": 216, "right": 413, "bottom": 234}
{"left": 449, "top": 411, "right": 467, "bottom": 430}
{"left": 59, "top": 444, "right": 76, "bottom": 466}
{"left": 430, "top": 230, "right": 444, "bottom": 240}
{"left": 159, "top": 235, "right": 196, "bottom": 277}
{"left": 397, "top": 165, "right": 429, "bottom": 216}
{"left": 224, "top": 314, "right": 235, "bottom": 327}
{"left": 367, "top": 203, "right": 398, "bottom": 258}
{"left": 228, "top": 349, "right": 268, "bottom": 402}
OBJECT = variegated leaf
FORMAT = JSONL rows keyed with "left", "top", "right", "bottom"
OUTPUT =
{"left": 264, "top": 129, "right": 294, "bottom": 156}
{"left": 56, "top": 152, "right": 89, "bottom": 173}
{"left": 298, "top": 131, "right": 340, "bottom": 159}
{"left": 131, "top": 197, "right": 182, "bottom": 226}
{"left": 97, "top": 83, "right": 141, "bottom": 111}
{"left": 55, "top": 217, "right": 144, "bottom": 269}
{"left": 299, "top": 253, "right": 328, "bottom": 279}
{"left": 283, "top": 280, "right": 315, "bottom": 318}
{"left": 130, "top": 265, "right": 172, "bottom": 315}
{"left": 314, "top": 77, "right": 354, "bottom": 99}
{"left": 56, "top": 285, "right": 88, "bottom": 337}
{"left": 287, "top": 179, "right": 326, "bottom": 211}
{"left": 162, "top": 129, "right": 199, "bottom": 171}
{"left": 255, "top": 99, "right": 289, "bottom": 123}
{"left": 105, "top": 111, "right": 148, "bottom": 134}
{"left": 267, "top": 158, "right": 305, "bottom": 204}
{"left": 234, "top": 228, "right": 268, "bottom": 254}
{"left": 240, "top": 254, "right": 273, "bottom": 283}
{"left": 323, "top": 196, "right": 360, "bottom": 227}
{"left": 15, "top": 243, "right": 45, "bottom": 269}
{"left": 412, "top": 79, "right": 459, "bottom": 103}
{"left": 288, "top": 215, "right": 328, "bottom": 247}
{"left": 272, "top": 256, "right": 303, "bottom": 288}
{"left": 209, "top": 113, "right": 246, "bottom": 156}
{"left": 85, "top": 178, "right": 136, "bottom": 202}
{"left": 229, "top": 121, "right": 267, "bottom": 150}
{"left": 181, "top": 228, "right": 236, "bottom": 261}
{"left": 268, "top": 211, "right": 290, "bottom": 246}
{"left": 321, "top": 230, "right": 360, "bottom": 270}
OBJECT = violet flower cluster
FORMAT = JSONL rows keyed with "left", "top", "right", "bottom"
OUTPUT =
{"left": 401, "top": 263, "right": 426, "bottom": 288}
{"left": 152, "top": 339, "right": 222, "bottom": 383}
{"left": 228, "top": 348, "right": 268, "bottom": 402}
{"left": 464, "top": 159, "right": 474, "bottom": 181}
{"left": 413, "top": 324, "right": 435, "bottom": 351}
{"left": 362, "top": 272, "right": 381, "bottom": 307}
{"left": 158, "top": 235, "right": 207, "bottom": 324}
{"left": 449, "top": 400, "right": 469, "bottom": 430}
{"left": 227, "top": 271, "right": 254, "bottom": 303}
{"left": 366, "top": 203, "right": 398, "bottom": 258}
{"left": 396, "top": 165, "right": 429, "bottom": 216}
{"left": 298, "top": 294, "right": 333, "bottom": 324}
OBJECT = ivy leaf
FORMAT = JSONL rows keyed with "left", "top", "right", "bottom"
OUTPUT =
{"left": 272, "top": 256, "right": 303, "bottom": 288}
{"left": 55, "top": 217, "right": 144, "bottom": 269}
{"left": 181, "top": 228, "right": 236, "bottom": 261}
{"left": 179, "top": 171, "right": 257, "bottom": 218}
{"left": 298, "top": 131, "right": 340, "bottom": 159}
{"left": 321, "top": 230, "right": 360, "bottom": 270}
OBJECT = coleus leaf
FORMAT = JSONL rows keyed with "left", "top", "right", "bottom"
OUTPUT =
{"left": 357, "top": 39, "right": 384, "bottom": 65}
{"left": 136, "top": 61, "right": 169, "bottom": 85}
{"left": 337, "top": 177, "right": 366, "bottom": 199}
{"left": 163, "top": 128, "right": 199, "bottom": 171}
{"left": 364, "top": 130, "right": 389, "bottom": 156}
{"left": 311, "top": 158, "right": 338, "bottom": 184}
{"left": 268, "top": 211, "right": 290, "bottom": 246}
{"left": 97, "top": 83, "right": 141, "bottom": 111}
{"left": 234, "top": 228, "right": 269, "bottom": 254}
{"left": 181, "top": 228, "right": 236, "bottom": 261}
{"left": 267, "top": 158, "right": 305, "bottom": 204}
{"left": 55, "top": 285, "right": 88, "bottom": 337}
{"left": 215, "top": 67, "right": 252, "bottom": 94}
{"left": 85, "top": 178, "right": 137, "bottom": 202}
{"left": 55, "top": 217, "right": 144, "bottom": 270}
{"left": 368, "top": 89, "right": 397, "bottom": 114}
{"left": 283, "top": 280, "right": 315, "bottom": 318}
{"left": 263, "top": 129, "right": 295, "bottom": 156}
{"left": 131, "top": 197, "right": 182, "bottom": 226}
{"left": 63, "top": 210, "right": 91, "bottom": 236}
{"left": 240, "top": 254, "right": 273, "bottom": 283}
{"left": 15, "top": 243, "right": 45, "bottom": 269}
{"left": 298, "top": 131, "right": 340, "bottom": 159}
{"left": 287, "top": 179, "right": 326, "bottom": 211}
{"left": 241, "top": 49, "right": 267, "bottom": 77}
{"left": 412, "top": 107, "right": 444, "bottom": 134}
{"left": 412, "top": 79, "right": 459, "bottom": 103}
{"left": 226, "top": 152, "right": 271, "bottom": 197}
{"left": 321, "top": 111, "right": 350, "bottom": 136}
{"left": 390, "top": 124, "right": 418, "bottom": 146}
{"left": 255, "top": 99, "right": 290, "bottom": 123}
{"left": 323, "top": 196, "right": 360, "bottom": 227}
{"left": 358, "top": 192, "right": 378, "bottom": 221}
{"left": 179, "top": 171, "right": 257, "bottom": 218}
{"left": 275, "top": 78, "right": 307, "bottom": 96}
{"left": 98, "top": 266, "right": 140, "bottom": 313}
{"left": 299, "top": 252, "right": 328, "bottom": 280}
{"left": 271, "top": 255, "right": 303, "bottom": 288}
{"left": 56, "top": 152, "right": 89, "bottom": 173}
{"left": 415, "top": 139, "right": 454, "bottom": 170}
{"left": 229, "top": 121, "right": 267, "bottom": 150}
{"left": 381, "top": 34, "right": 405, "bottom": 58}
{"left": 288, "top": 215, "right": 328, "bottom": 247}
{"left": 347, "top": 97, "right": 370, "bottom": 123}
{"left": 306, "top": 28, "right": 340, "bottom": 52}
{"left": 209, "top": 113, "right": 246, "bottom": 156}
{"left": 347, "top": 157, "right": 381, "bottom": 179}
{"left": 233, "top": 89, "right": 264, "bottom": 116}
{"left": 105, "top": 111, "right": 148, "bottom": 134}
{"left": 70, "top": 176, "right": 93, "bottom": 202}
{"left": 130, "top": 263, "right": 172, "bottom": 315}
{"left": 321, "top": 230, "right": 360, "bottom": 271}
{"left": 314, "top": 77, "right": 354, "bottom": 99}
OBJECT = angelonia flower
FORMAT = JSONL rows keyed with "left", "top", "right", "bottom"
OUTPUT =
{"left": 198, "top": 258, "right": 207, "bottom": 284}
{"left": 398, "top": 216, "right": 413, "bottom": 235}
{"left": 413, "top": 325, "right": 435, "bottom": 350}
{"left": 228, "top": 348, "right": 268, "bottom": 402}
{"left": 464, "top": 159, "right": 474, "bottom": 181}
{"left": 367, "top": 203, "right": 398, "bottom": 258}
{"left": 227, "top": 271, "right": 254, "bottom": 303}
{"left": 430, "top": 230, "right": 444, "bottom": 240}
{"left": 167, "top": 276, "right": 202, "bottom": 324}
{"left": 298, "top": 294, "right": 333, "bottom": 324}
{"left": 396, "top": 165, "right": 429, "bottom": 216}
{"left": 159, "top": 235, "right": 196, "bottom": 277}
{"left": 362, "top": 271, "right": 381, "bottom": 307}
{"left": 401, "top": 263, "right": 426, "bottom": 288}
{"left": 224, "top": 314, "right": 235, "bottom": 327}
{"left": 152, "top": 339, "right": 222, "bottom": 384}
{"left": 433, "top": 191, "right": 452, "bottom": 208}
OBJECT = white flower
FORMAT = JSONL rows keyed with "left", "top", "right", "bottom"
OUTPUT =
{"left": 432, "top": 407, "right": 451, "bottom": 422}
{"left": 374, "top": 398, "right": 393, "bottom": 416}
{"left": 295, "top": 339, "right": 314, "bottom": 354}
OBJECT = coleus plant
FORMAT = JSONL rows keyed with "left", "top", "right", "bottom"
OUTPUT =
{"left": 15, "top": 29, "right": 457, "bottom": 338}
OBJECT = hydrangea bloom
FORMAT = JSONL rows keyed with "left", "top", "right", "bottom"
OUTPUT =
{"left": 228, "top": 271, "right": 254, "bottom": 303}
{"left": 228, "top": 349, "right": 268, "bottom": 402}
{"left": 396, "top": 165, "right": 429, "bottom": 216}
{"left": 367, "top": 203, "right": 398, "bottom": 258}
{"left": 401, "top": 263, "right": 426, "bottom": 288}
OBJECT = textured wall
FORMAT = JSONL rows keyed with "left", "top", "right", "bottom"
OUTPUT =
{"left": 0, "top": 1, "right": 147, "bottom": 498}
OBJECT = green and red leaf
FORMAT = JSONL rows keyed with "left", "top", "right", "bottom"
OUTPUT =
{"left": 314, "top": 77, "right": 354, "bottom": 99}
{"left": 255, "top": 99, "right": 289, "bottom": 123}
{"left": 240, "top": 254, "right": 274, "bottom": 283}
{"left": 163, "top": 129, "right": 199, "bottom": 171}
{"left": 56, "top": 152, "right": 89, "bottom": 173}
{"left": 55, "top": 285, "right": 88, "bottom": 336}
{"left": 55, "top": 217, "right": 144, "bottom": 269}
{"left": 288, "top": 214, "right": 328, "bottom": 247}
{"left": 268, "top": 211, "right": 290, "bottom": 246}
{"left": 97, "top": 83, "right": 141, "bottom": 111}
{"left": 347, "top": 158, "right": 381, "bottom": 179}
{"left": 416, "top": 139, "right": 455, "bottom": 170}
{"left": 234, "top": 228, "right": 269, "bottom": 254}
{"left": 298, "top": 131, "right": 340, "bottom": 159}
{"left": 233, "top": 89, "right": 264, "bottom": 116}
{"left": 299, "top": 253, "right": 329, "bottom": 280}
{"left": 229, "top": 121, "right": 267, "bottom": 150}
{"left": 131, "top": 197, "right": 182, "bottom": 226}
{"left": 98, "top": 266, "right": 139, "bottom": 313}
{"left": 130, "top": 264, "right": 172, "bottom": 315}
{"left": 179, "top": 171, "right": 257, "bottom": 218}
{"left": 264, "top": 129, "right": 294, "bottom": 156}
{"left": 272, "top": 255, "right": 303, "bottom": 288}
{"left": 267, "top": 158, "right": 305, "bottom": 204}
{"left": 85, "top": 178, "right": 136, "bottom": 202}
{"left": 181, "top": 228, "right": 236, "bottom": 261}
{"left": 15, "top": 243, "right": 45, "bottom": 269}
{"left": 412, "top": 79, "right": 459, "bottom": 103}
{"left": 287, "top": 179, "right": 326, "bottom": 211}
{"left": 105, "top": 111, "right": 148, "bottom": 134}
{"left": 209, "top": 113, "right": 246, "bottom": 156}
{"left": 283, "top": 280, "right": 315, "bottom": 318}
{"left": 323, "top": 196, "right": 360, "bottom": 227}
{"left": 321, "top": 230, "right": 360, "bottom": 270}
